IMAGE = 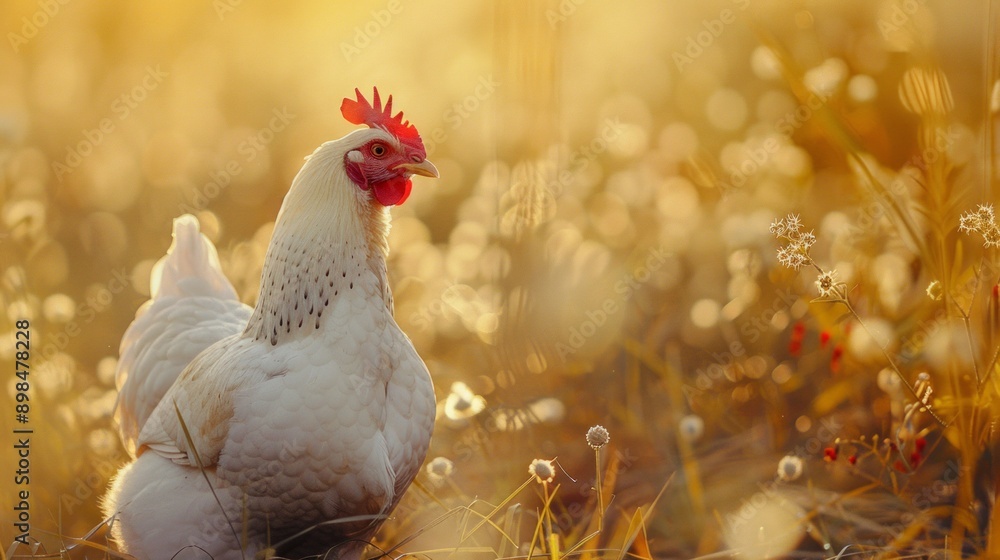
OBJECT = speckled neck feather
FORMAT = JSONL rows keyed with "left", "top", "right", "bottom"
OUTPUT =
{"left": 243, "top": 138, "right": 392, "bottom": 346}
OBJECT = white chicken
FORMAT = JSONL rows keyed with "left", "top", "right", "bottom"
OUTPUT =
{"left": 103, "top": 88, "right": 438, "bottom": 559}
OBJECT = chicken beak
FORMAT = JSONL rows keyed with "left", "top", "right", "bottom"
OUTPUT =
{"left": 394, "top": 159, "right": 440, "bottom": 178}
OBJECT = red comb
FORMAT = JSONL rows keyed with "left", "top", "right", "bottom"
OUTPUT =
{"left": 340, "top": 87, "right": 425, "bottom": 155}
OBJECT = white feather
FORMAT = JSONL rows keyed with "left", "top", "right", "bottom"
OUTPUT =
{"left": 113, "top": 215, "right": 251, "bottom": 456}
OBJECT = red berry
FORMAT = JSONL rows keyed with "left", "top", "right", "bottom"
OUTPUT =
{"left": 819, "top": 330, "right": 831, "bottom": 348}
{"left": 830, "top": 345, "right": 843, "bottom": 373}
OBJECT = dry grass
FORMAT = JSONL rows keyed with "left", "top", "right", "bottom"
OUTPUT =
{"left": 2, "top": 0, "right": 999, "bottom": 558}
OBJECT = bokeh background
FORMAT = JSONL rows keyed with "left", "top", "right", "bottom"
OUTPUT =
{"left": 1, "top": 0, "right": 998, "bottom": 557}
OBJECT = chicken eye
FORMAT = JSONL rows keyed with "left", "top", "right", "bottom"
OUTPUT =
{"left": 371, "top": 143, "right": 387, "bottom": 157}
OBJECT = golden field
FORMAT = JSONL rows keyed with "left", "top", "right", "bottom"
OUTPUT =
{"left": 1, "top": 0, "right": 999, "bottom": 558}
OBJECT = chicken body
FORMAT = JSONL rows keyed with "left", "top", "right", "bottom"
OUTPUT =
{"left": 104, "top": 98, "right": 437, "bottom": 559}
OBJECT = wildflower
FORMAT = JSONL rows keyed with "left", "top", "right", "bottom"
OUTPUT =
{"left": 769, "top": 217, "right": 786, "bottom": 236}
{"left": 425, "top": 456, "right": 455, "bottom": 482}
{"left": 678, "top": 414, "right": 705, "bottom": 442}
{"left": 797, "top": 230, "right": 817, "bottom": 251}
{"left": 771, "top": 214, "right": 815, "bottom": 269}
{"left": 443, "top": 382, "right": 486, "bottom": 420}
{"left": 986, "top": 229, "right": 1000, "bottom": 248}
{"left": 847, "top": 454, "right": 857, "bottom": 465}
{"left": 586, "top": 425, "right": 610, "bottom": 449}
{"left": 784, "top": 214, "right": 802, "bottom": 233}
{"left": 776, "top": 246, "right": 807, "bottom": 270}
{"left": 977, "top": 203, "right": 995, "bottom": 223}
{"left": 528, "top": 458, "right": 555, "bottom": 484}
{"left": 814, "top": 270, "right": 838, "bottom": 298}
{"left": 959, "top": 204, "right": 1000, "bottom": 247}
{"left": 958, "top": 213, "right": 978, "bottom": 233}
{"left": 777, "top": 455, "right": 803, "bottom": 481}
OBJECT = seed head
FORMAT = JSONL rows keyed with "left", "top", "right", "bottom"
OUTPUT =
{"left": 425, "top": 456, "right": 455, "bottom": 482}
{"left": 528, "top": 458, "right": 555, "bottom": 484}
{"left": 777, "top": 455, "right": 803, "bottom": 482}
{"left": 784, "top": 214, "right": 802, "bottom": 234}
{"left": 959, "top": 204, "right": 1000, "bottom": 248}
{"left": 586, "top": 425, "right": 610, "bottom": 449}
{"left": 769, "top": 218, "right": 787, "bottom": 237}
{"left": 776, "top": 247, "right": 807, "bottom": 270}
{"left": 678, "top": 414, "right": 705, "bottom": 442}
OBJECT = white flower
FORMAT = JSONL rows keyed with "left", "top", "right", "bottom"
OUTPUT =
{"left": 796, "top": 230, "right": 816, "bottom": 250}
{"left": 976, "top": 204, "right": 995, "bottom": 224}
{"left": 678, "top": 414, "right": 704, "bottom": 442}
{"left": 443, "top": 382, "right": 486, "bottom": 420}
{"left": 769, "top": 218, "right": 786, "bottom": 237}
{"left": 814, "top": 270, "right": 838, "bottom": 298}
{"left": 586, "top": 425, "right": 610, "bottom": 449}
{"left": 426, "top": 456, "right": 455, "bottom": 482}
{"left": 784, "top": 214, "right": 802, "bottom": 233}
{"left": 959, "top": 213, "right": 979, "bottom": 233}
{"left": 985, "top": 228, "right": 1000, "bottom": 248}
{"left": 777, "top": 455, "right": 803, "bottom": 481}
{"left": 959, "top": 204, "right": 1000, "bottom": 247}
{"left": 777, "top": 246, "right": 807, "bottom": 270}
{"left": 528, "top": 458, "right": 555, "bottom": 484}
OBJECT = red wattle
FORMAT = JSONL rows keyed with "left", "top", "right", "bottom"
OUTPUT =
{"left": 372, "top": 177, "right": 413, "bottom": 206}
